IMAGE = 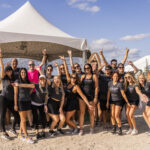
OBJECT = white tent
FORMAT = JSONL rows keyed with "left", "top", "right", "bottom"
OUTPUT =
{"left": 0, "top": 1, "right": 88, "bottom": 61}
{"left": 125, "top": 55, "right": 150, "bottom": 72}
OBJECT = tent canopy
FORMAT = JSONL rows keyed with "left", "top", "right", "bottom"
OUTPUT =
{"left": 0, "top": 1, "right": 88, "bottom": 61}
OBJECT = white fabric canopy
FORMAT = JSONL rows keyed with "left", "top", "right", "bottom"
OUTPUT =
{"left": 0, "top": 1, "right": 88, "bottom": 61}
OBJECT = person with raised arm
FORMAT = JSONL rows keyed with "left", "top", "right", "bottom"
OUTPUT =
{"left": 99, "top": 48, "right": 129, "bottom": 72}
{"left": 60, "top": 56, "right": 94, "bottom": 135}
{"left": 80, "top": 63, "right": 99, "bottom": 135}
{"left": 0, "top": 48, "right": 19, "bottom": 140}
{"left": 106, "top": 72, "right": 130, "bottom": 135}
{"left": 124, "top": 72, "right": 148, "bottom": 135}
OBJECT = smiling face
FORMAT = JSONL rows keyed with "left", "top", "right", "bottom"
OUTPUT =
{"left": 70, "top": 74, "right": 77, "bottom": 85}
{"left": 112, "top": 73, "right": 119, "bottom": 82}
{"left": 118, "top": 64, "right": 124, "bottom": 74}
{"left": 46, "top": 66, "right": 53, "bottom": 75}
{"left": 11, "top": 59, "right": 18, "bottom": 69}
{"left": 84, "top": 64, "right": 92, "bottom": 74}
{"left": 74, "top": 64, "right": 81, "bottom": 73}
{"left": 91, "top": 61, "right": 98, "bottom": 72}
{"left": 20, "top": 69, "right": 27, "bottom": 80}
{"left": 54, "top": 76, "right": 61, "bottom": 86}
{"left": 6, "top": 70, "right": 12, "bottom": 78}
{"left": 39, "top": 77, "right": 46, "bottom": 87}
{"left": 28, "top": 60, "right": 35, "bottom": 71}
{"left": 138, "top": 74, "right": 145, "bottom": 85}
{"left": 111, "top": 60, "right": 117, "bottom": 69}
{"left": 125, "top": 73, "right": 132, "bottom": 83}
{"left": 59, "top": 64, "right": 65, "bottom": 74}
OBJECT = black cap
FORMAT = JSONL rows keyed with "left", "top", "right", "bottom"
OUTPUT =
{"left": 105, "top": 65, "right": 112, "bottom": 70}
{"left": 4, "top": 66, "right": 13, "bottom": 72}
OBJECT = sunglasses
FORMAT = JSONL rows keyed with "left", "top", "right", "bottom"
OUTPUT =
{"left": 119, "top": 67, "right": 124, "bottom": 69}
{"left": 125, "top": 76, "right": 131, "bottom": 79}
{"left": 71, "top": 76, "right": 77, "bottom": 79}
{"left": 74, "top": 65, "right": 80, "bottom": 69}
{"left": 111, "top": 62, "right": 117, "bottom": 65}
{"left": 60, "top": 67, "right": 65, "bottom": 70}
{"left": 28, "top": 64, "right": 34, "bottom": 66}
{"left": 84, "top": 67, "right": 90, "bottom": 70}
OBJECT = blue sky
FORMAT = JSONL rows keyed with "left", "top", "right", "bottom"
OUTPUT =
{"left": 0, "top": 0, "right": 150, "bottom": 62}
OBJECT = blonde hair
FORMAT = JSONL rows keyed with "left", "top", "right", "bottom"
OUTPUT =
{"left": 124, "top": 72, "right": 138, "bottom": 91}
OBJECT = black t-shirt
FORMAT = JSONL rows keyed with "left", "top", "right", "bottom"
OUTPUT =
{"left": 140, "top": 82, "right": 150, "bottom": 99}
{"left": 108, "top": 81, "right": 124, "bottom": 101}
{"left": 119, "top": 73, "right": 126, "bottom": 83}
{"left": 48, "top": 83, "right": 63, "bottom": 101}
{"left": 98, "top": 72, "right": 111, "bottom": 100}
{"left": 33, "top": 84, "right": 47, "bottom": 104}
{"left": 13, "top": 68, "right": 20, "bottom": 81}
{"left": 126, "top": 84, "right": 139, "bottom": 102}
{"left": 17, "top": 80, "right": 31, "bottom": 102}
{"left": 60, "top": 74, "right": 67, "bottom": 88}
{"left": 1, "top": 76, "right": 14, "bottom": 100}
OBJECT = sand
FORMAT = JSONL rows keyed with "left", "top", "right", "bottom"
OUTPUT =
{"left": 0, "top": 109, "right": 150, "bottom": 150}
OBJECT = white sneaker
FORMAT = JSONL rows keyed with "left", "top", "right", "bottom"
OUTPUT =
{"left": 131, "top": 129, "right": 138, "bottom": 135}
{"left": 79, "top": 129, "right": 84, "bottom": 136}
{"left": 126, "top": 128, "right": 132, "bottom": 135}
{"left": 25, "top": 137, "right": 35, "bottom": 144}
{"left": 89, "top": 128, "right": 94, "bottom": 134}
{"left": 72, "top": 128, "right": 79, "bottom": 134}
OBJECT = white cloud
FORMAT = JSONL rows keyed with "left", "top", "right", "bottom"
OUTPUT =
{"left": 90, "top": 38, "right": 141, "bottom": 62}
{"left": 120, "top": 33, "right": 150, "bottom": 41}
{"left": 0, "top": 3, "right": 12, "bottom": 8}
{"left": 67, "top": 0, "right": 100, "bottom": 13}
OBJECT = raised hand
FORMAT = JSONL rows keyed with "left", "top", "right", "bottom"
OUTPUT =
{"left": 67, "top": 50, "right": 72, "bottom": 56}
{"left": 99, "top": 49, "right": 103, "bottom": 55}
{"left": 54, "top": 61, "right": 58, "bottom": 67}
{"left": 59, "top": 56, "right": 65, "bottom": 61}
{"left": 128, "top": 61, "right": 133, "bottom": 66}
{"left": 0, "top": 48, "right": 2, "bottom": 58}
{"left": 42, "top": 49, "right": 47, "bottom": 55}
{"left": 126, "top": 48, "right": 130, "bottom": 54}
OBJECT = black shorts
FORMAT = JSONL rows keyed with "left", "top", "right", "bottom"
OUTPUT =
{"left": 18, "top": 101, "right": 31, "bottom": 111}
{"left": 129, "top": 100, "right": 139, "bottom": 106}
{"left": 47, "top": 99, "right": 61, "bottom": 115}
{"left": 110, "top": 100, "right": 124, "bottom": 107}
{"left": 147, "top": 101, "right": 150, "bottom": 106}
{"left": 100, "top": 99, "right": 107, "bottom": 111}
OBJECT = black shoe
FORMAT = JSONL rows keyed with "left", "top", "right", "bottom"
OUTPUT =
{"left": 49, "top": 130, "right": 56, "bottom": 137}
{"left": 36, "top": 133, "right": 42, "bottom": 139}
{"left": 111, "top": 125, "right": 116, "bottom": 134}
{"left": 57, "top": 129, "right": 65, "bottom": 135}
{"left": 118, "top": 127, "right": 122, "bottom": 135}
{"left": 41, "top": 132, "right": 46, "bottom": 138}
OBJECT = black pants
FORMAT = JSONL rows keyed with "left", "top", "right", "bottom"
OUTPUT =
{"left": 0, "top": 95, "right": 20, "bottom": 132}
{"left": 32, "top": 104, "right": 46, "bottom": 130}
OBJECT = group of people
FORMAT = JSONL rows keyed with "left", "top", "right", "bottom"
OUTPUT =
{"left": 0, "top": 47, "right": 150, "bottom": 144}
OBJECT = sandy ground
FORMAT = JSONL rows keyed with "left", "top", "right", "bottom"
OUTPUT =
{"left": 0, "top": 109, "right": 150, "bottom": 150}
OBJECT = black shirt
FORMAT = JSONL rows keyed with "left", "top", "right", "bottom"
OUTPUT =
{"left": 17, "top": 80, "right": 31, "bottom": 102}
{"left": 13, "top": 68, "right": 20, "bottom": 81}
{"left": 33, "top": 84, "right": 47, "bottom": 104}
{"left": 98, "top": 72, "right": 111, "bottom": 100}
{"left": 108, "top": 81, "right": 124, "bottom": 101}
{"left": 47, "top": 75, "right": 54, "bottom": 82}
{"left": 140, "top": 82, "right": 150, "bottom": 99}
{"left": 1, "top": 76, "right": 14, "bottom": 100}
{"left": 126, "top": 84, "right": 139, "bottom": 102}
{"left": 60, "top": 74, "right": 67, "bottom": 88}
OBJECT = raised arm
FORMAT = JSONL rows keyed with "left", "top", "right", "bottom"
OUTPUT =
{"left": 128, "top": 61, "right": 139, "bottom": 74}
{"left": 121, "top": 48, "right": 129, "bottom": 65}
{"left": 68, "top": 50, "right": 75, "bottom": 72}
{"left": 99, "top": 49, "right": 108, "bottom": 66}
{"left": 59, "top": 56, "right": 70, "bottom": 83}
{"left": 93, "top": 74, "right": 99, "bottom": 104}
{"left": 39, "top": 49, "right": 47, "bottom": 67}
{"left": 0, "top": 48, "right": 5, "bottom": 79}
{"left": 54, "top": 61, "right": 61, "bottom": 76}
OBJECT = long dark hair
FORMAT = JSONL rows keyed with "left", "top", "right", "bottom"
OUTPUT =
{"left": 70, "top": 73, "right": 80, "bottom": 85}
{"left": 84, "top": 63, "right": 93, "bottom": 74}
{"left": 19, "top": 68, "right": 30, "bottom": 83}
{"left": 112, "top": 72, "right": 121, "bottom": 82}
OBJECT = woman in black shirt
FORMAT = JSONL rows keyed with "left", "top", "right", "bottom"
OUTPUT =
{"left": 124, "top": 73, "right": 147, "bottom": 135}
{"left": 138, "top": 73, "right": 150, "bottom": 135}
{"left": 107, "top": 72, "right": 130, "bottom": 135}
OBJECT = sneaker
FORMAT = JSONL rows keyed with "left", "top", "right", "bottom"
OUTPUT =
{"left": 36, "top": 133, "right": 42, "bottom": 139}
{"left": 89, "top": 128, "right": 94, "bottom": 134}
{"left": 9, "top": 129, "right": 17, "bottom": 136}
{"left": 1, "top": 133, "right": 10, "bottom": 140}
{"left": 118, "top": 127, "right": 122, "bottom": 135}
{"left": 57, "top": 129, "right": 65, "bottom": 135}
{"left": 111, "top": 125, "right": 116, "bottom": 134}
{"left": 25, "top": 137, "right": 35, "bottom": 144}
{"left": 18, "top": 134, "right": 25, "bottom": 141}
{"left": 131, "top": 129, "right": 138, "bottom": 135}
{"left": 41, "top": 132, "right": 46, "bottom": 138}
{"left": 146, "top": 130, "right": 150, "bottom": 136}
{"left": 79, "top": 129, "right": 84, "bottom": 136}
{"left": 49, "top": 130, "right": 56, "bottom": 137}
{"left": 126, "top": 128, "right": 132, "bottom": 135}
{"left": 72, "top": 128, "right": 79, "bottom": 134}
